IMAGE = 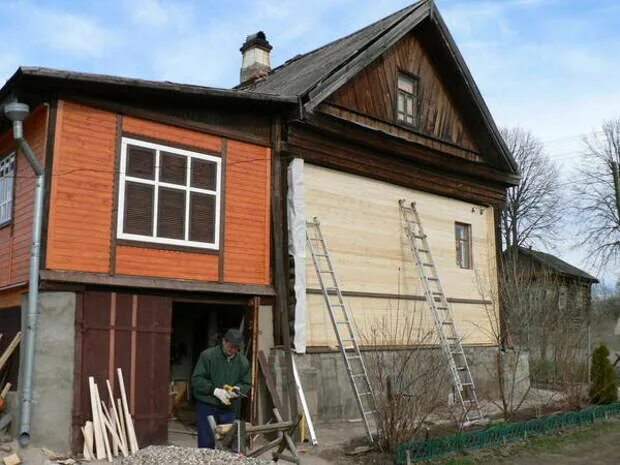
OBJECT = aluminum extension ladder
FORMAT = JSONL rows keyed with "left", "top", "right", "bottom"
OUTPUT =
{"left": 399, "top": 200, "right": 484, "bottom": 424}
{"left": 306, "top": 218, "right": 378, "bottom": 444}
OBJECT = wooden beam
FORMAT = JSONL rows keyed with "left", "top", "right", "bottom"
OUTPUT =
{"left": 40, "top": 270, "right": 276, "bottom": 296}
{"left": 258, "top": 350, "right": 283, "bottom": 413}
{"left": 0, "top": 332, "right": 22, "bottom": 373}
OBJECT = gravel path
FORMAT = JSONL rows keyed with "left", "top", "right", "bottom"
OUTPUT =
{"left": 113, "top": 445, "right": 270, "bottom": 465}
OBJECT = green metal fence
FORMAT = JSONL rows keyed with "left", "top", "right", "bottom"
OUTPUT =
{"left": 396, "top": 403, "right": 620, "bottom": 463}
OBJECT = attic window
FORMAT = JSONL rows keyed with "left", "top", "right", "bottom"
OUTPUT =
{"left": 117, "top": 138, "right": 221, "bottom": 249}
{"left": 396, "top": 72, "right": 418, "bottom": 127}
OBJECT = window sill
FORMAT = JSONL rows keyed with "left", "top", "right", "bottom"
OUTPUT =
{"left": 0, "top": 219, "right": 13, "bottom": 231}
{"left": 115, "top": 238, "right": 220, "bottom": 255}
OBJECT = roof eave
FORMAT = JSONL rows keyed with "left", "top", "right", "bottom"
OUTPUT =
{"left": 0, "top": 66, "right": 298, "bottom": 108}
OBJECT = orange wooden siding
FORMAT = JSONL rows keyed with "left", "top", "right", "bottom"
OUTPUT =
{"left": 46, "top": 101, "right": 271, "bottom": 286}
{"left": 0, "top": 105, "right": 49, "bottom": 290}
{"left": 223, "top": 140, "right": 271, "bottom": 284}
{"left": 46, "top": 101, "right": 117, "bottom": 272}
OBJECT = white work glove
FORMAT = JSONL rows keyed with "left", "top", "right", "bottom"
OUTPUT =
{"left": 213, "top": 388, "right": 231, "bottom": 406}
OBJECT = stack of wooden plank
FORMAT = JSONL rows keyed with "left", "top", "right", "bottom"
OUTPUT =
{"left": 82, "top": 368, "right": 139, "bottom": 462}
{"left": 0, "top": 332, "right": 22, "bottom": 407}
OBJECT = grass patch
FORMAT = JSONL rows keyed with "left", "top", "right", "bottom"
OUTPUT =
{"left": 432, "top": 419, "right": 620, "bottom": 465}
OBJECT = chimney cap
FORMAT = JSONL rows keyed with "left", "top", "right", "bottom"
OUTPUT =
{"left": 240, "top": 31, "right": 272, "bottom": 53}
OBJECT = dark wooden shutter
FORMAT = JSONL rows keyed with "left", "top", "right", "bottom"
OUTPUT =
{"left": 126, "top": 146, "right": 155, "bottom": 180}
{"left": 124, "top": 182, "right": 154, "bottom": 235}
{"left": 191, "top": 159, "right": 217, "bottom": 191}
{"left": 189, "top": 193, "right": 216, "bottom": 243}
{"left": 157, "top": 187, "right": 185, "bottom": 240}
{"left": 160, "top": 152, "right": 187, "bottom": 185}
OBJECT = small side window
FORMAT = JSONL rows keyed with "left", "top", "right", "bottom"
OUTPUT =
{"left": 558, "top": 286, "right": 567, "bottom": 311}
{"left": 455, "top": 222, "right": 472, "bottom": 269}
{"left": 0, "top": 153, "right": 16, "bottom": 225}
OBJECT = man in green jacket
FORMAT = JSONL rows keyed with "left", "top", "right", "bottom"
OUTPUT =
{"left": 191, "top": 328, "right": 251, "bottom": 448}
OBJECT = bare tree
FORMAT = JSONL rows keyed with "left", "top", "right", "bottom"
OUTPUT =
{"left": 500, "top": 128, "right": 563, "bottom": 250}
{"left": 573, "top": 118, "right": 620, "bottom": 270}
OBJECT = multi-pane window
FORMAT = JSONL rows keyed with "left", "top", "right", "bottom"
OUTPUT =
{"left": 117, "top": 138, "right": 221, "bottom": 249}
{"left": 396, "top": 72, "right": 418, "bottom": 127}
{"left": 455, "top": 222, "right": 472, "bottom": 269}
{"left": 0, "top": 153, "right": 16, "bottom": 225}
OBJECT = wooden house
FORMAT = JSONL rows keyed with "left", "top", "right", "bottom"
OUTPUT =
{"left": 0, "top": 0, "right": 518, "bottom": 452}
{"left": 502, "top": 247, "right": 598, "bottom": 386}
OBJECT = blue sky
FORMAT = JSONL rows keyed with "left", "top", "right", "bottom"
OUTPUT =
{"left": 1, "top": 0, "right": 619, "bottom": 281}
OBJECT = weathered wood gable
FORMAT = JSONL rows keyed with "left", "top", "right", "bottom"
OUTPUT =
{"left": 324, "top": 30, "right": 479, "bottom": 159}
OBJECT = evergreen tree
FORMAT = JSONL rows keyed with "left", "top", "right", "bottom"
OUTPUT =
{"left": 590, "top": 343, "right": 618, "bottom": 404}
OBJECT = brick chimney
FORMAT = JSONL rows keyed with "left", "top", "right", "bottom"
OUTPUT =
{"left": 240, "top": 31, "right": 272, "bottom": 85}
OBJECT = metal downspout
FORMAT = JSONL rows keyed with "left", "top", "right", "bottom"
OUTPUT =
{"left": 3, "top": 101, "right": 45, "bottom": 446}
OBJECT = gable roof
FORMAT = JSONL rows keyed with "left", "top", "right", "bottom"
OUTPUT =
{"left": 240, "top": 0, "right": 518, "bottom": 175}
{"left": 239, "top": 1, "right": 428, "bottom": 98}
{"left": 510, "top": 247, "right": 599, "bottom": 283}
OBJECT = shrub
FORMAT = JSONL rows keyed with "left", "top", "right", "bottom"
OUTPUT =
{"left": 589, "top": 343, "right": 618, "bottom": 404}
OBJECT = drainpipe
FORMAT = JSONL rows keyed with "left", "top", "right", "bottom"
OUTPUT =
{"left": 3, "top": 101, "right": 45, "bottom": 446}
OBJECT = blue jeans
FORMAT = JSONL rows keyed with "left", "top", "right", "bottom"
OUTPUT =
{"left": 196, "top": 400, "right": 237, "bottom": 449}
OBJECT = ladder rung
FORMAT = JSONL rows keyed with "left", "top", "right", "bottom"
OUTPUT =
{"left": 314, "top": 253, "right": 329, "bottom": 257}
{"left": 413, "top": 234, "right": 427, "bottom": 239}
{"left": 336, "top": 320, "right": 350, "bottom": 325}
{"left": 352, "top": 373, "right": 366, "bottom": 378}
{"left": 441, "top": 321, "right": 453, "bottom": 325}
{"left": 461, "top": 382, "right": 473, "bottom": 387}
{"left": 358, "top": 392, "right": 372, "bottom": 396}
{"left": 363, "top": 410, "right": 377, "bottom": 415}
{"left": 418, "top": 249, "right": 429, "bottom": 253}
{"left": 422, "top": 263, "right": 434, "bottom": 267}
{"left": 426, "top": 277, "right": 439, "bottom": 281}
{"left": 346, "top": 354, "right": 362, "bottom": 359}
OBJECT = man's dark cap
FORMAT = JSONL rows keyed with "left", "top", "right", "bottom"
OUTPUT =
{"left": 224, "top": 328, "right": 243, "bottom": 345}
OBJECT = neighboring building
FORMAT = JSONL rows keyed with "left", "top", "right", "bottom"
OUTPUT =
{"left": 503, "top": 247, "right": 598, "bottom": 386}
{"left": 503, "top": 247, "right": 598, "bottom": 320}
{"left": 0, "top": 0, "right": 519, "bottom": 453}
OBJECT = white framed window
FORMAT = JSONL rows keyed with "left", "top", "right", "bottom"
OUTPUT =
{"left": 117, "top": 138, "right": 221, "bottom": 249}
{"left": 455, "top": 222, "right": 472, "bottom": 269}
{"left": 0, "top": 153, "right": 16, "bottom": 226}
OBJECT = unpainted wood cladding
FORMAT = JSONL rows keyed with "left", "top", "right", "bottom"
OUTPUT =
{"left": 327, "top": 31, "right": 478, "bottom": 153}
{"left": 303, "top": 164, "right": 498, "bottom": 347}
{"left": 46, "top": 100, "right": 271, "bottom": 286}
{"left": 0, "top": 105, "right": 49, "bottom": 288}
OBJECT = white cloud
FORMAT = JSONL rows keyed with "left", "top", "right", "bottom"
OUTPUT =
{"left": 29, "top": 9, "right": 111, "bottom": 58}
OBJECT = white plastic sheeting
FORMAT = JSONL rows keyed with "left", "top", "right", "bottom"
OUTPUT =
{"left": 287, "top": 158, "right": 307, "bottom": 353}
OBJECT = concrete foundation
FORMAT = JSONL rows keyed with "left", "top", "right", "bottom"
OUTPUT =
{"left": 270, "top": 345, "right": 531, "bottom": 422}
{"left": 12, "top": 292, "right": 76, "bottom": 453}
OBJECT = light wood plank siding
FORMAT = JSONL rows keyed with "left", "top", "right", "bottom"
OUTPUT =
{"left": 304, "top": 164, "right": 498, "bottom": 347}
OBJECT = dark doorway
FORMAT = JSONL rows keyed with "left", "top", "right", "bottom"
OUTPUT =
{"left": 168, "top": 301, "right": 249, "bottom": 446}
